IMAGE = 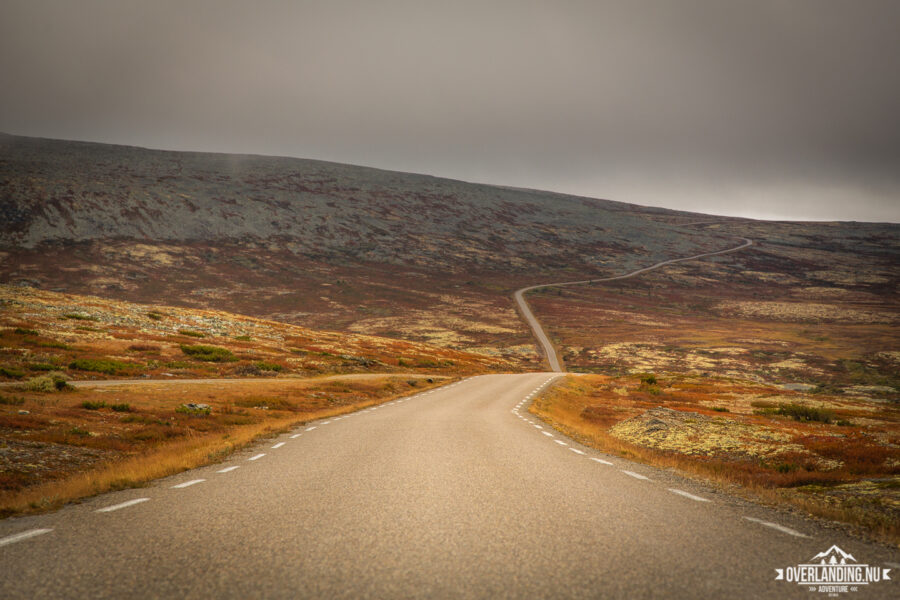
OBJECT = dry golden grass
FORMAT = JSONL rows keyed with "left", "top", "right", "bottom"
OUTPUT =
{"left": 532, "top": 374, "right": 900, "bottom": 545}
{"left": 0, "top": 374, "right": 450, "bottom": 517}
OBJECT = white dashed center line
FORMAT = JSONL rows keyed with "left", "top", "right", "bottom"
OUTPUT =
{"left": 568, "top": 448, "right": 585, "bottom": 455}
{"left": 96, "top": 498, "right": 150, "bottom": 513}
{"left": 305, "top": 426, "right": 317, "bottom": 432}
{"left": 590, "top": 457, "right": 613, "bottom": 465}
{"left": 668, "top": 488, "right": 710, "bottom": 502}
{"left": 290, "top": 433, "right": 302, "bottom": 439}
{"left": 217, "top": 466, "right": 239, "bottom": 473}
{"left": 621, "top": 470, "right": 650, "bottom": 481}
{"left": 743, "top": 517, "right": 810, "bottom": 538}
{"left": 554, "top": 440, "right": 568, "bottom": 446}
{"left": 271, "top": 442, "right": 285, "bottom": 449}
{"left": 248, "top": 453, "right": 266, "bottom": 461}
{"left": 172, "top": 479, "right": 205, "bottom": 489}
{"left": 0, "top": 528, "right": 52, "bottom": 547}
{"left": 541, "top": 431, "right": 554, "bottom": 437}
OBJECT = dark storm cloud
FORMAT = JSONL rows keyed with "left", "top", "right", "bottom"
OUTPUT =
{"left": 1, "top": 0, "right": 898, "bottom": 221}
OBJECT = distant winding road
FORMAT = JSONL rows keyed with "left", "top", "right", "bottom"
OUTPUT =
{"left": 514, "top": 237, "right": 754, "bottom": 371}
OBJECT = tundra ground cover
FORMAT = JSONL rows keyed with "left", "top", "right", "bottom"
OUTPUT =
{"left": 532, "top": 373, "right": 899, "bottom": 543}
{"left": 0, "top": 285, "right": 507, "bottom": 382}
{"left": 0, "top": 374, "right": 450, "bottom": 517}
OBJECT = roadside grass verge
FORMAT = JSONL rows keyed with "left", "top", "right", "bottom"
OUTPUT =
{"left": 530, "top": 373, "right": 900, "bottom": 544}
{"left": 0, "top": 374, "right": 453, "bottom": 518}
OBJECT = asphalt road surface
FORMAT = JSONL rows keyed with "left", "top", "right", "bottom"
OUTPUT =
{"left": 514, "top": 238, "right": 754, "bottom": 372}
{"left": 2, "top": 373, "right": 896, "bottom": 598}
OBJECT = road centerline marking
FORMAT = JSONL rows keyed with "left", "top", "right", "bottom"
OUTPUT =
{"left": 590, "top": 457, "right": 613, "bottom": 465}
{"left": 305, "top": 426, "right": 317, "bottom": 432}
{"left": 217, "top": 466, "right": 239, "bottom": 473}
{"left": 554, "top": 440, "right": 568, "bottom": 446}
{"left": 290, "top": 433, "right": 302, "bottom": 438}
{"left": 0, "top": 528, "right": 52, "bottom": 547}
{"left": 172, "top": 479, "right": 205, "bottom": 489}
{"left": 248, "top": 453, "right": 265, "bottom": 461}
{"left": 568, "top": 448, "right": 585, "bottom": 455}
{"left": 541, "top": 431, "right": 554, "bottom": 437}
{"left": 621, "top": 470, "right": 650, "bottom": 481}
{"left": 96, "top": 498, "right": 149, "bottom": 513}
{"left": 271, "top": 442, "right": 285, "bottom": 449}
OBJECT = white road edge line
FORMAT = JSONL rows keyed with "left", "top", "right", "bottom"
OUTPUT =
{"left": 621, "top": 470, "right": 650, "bottom": 481}
{"left": 248, "top": 453, "right": 265, "bottom": 461}
{"left": 0, "top": 528, "right": 52, "bottom": 547}
{"left": 743, "top": 516, "right": 810, "bottom": 538}
{"left": 172, "top": 479, "right": 205, "bottom": 489}
{"left": 668, "top": 488, "right": 710, "bottom": 502}
{"left": 217, "top": 466, "right": 239, "bottom": 473}
{"left": 590, "top": 457, "right": 613, "bottom": 465}
{"left": 272, "top": 442, "right": 285, "bottom": 449}
{"left": 96, "top": 498, "right": 150, "bottom": 513}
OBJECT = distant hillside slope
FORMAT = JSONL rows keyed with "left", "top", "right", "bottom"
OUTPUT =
{"left": 0, "top": 134, "right": 730, "bottom": 273}
{"left": 1, "top": 135, "right": 897, "bottom": 367}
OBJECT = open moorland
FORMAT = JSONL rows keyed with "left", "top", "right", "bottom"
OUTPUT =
{"left": 525, "top": 220, "right": 899, "bottom": 541}
{"left": 0, "top": 285, "right": 506, "bottom": 515}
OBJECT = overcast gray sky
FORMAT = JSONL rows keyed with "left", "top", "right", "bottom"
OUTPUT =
{"left": 2, "top": 1, "right": 898, "bottom": 222}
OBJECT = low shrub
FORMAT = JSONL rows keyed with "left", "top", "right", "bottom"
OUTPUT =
{"left": 180, "top": 344, "right": 235, "bottom": 362}
{"left": 13, "top": 327, "right": 39, "bottom": 336}
{"left": 712, "top": 407, "right": 730, "bottom": 412}
{"left": 147, "top": 312, "right": 164, "bottom": 321}
{"left": 177, "top": 329, "right": 205, "bottom": 338}
{"left": 640, "top": 373, "right": 658, "bottom": 386}
{"left": 111, "top": 403, "right": 132, "bottom": 412}
{"left": 0, "top": 394, "right": 26, "bottom": 406}
{"left": 234, "top": 335, "right": 252, "bottom": 341}
{"left": 24, "top": 373, "right": 71, "bottom": 392}
{"left": 253, "top": 361, "right": 283, "bottom": 372}
{"left": 69, "top": 358, "right": 133, "bottom": 375}
{"left": 0, "top": 366, "right": 25, "bottom": 379}
{"left": 757, "top": 403, "right": 835, "bottom": 424}
{"left": 80, "top": 400, "right": 107, "bottom": 410}
{"left": 176, "top": 403, "right": 211, "bottom": 416}
{"left": 27, "top": 363, "right": 57, "bottom": 371}
{"left": 128, "top": 344, "right": 161, "bottom": 353}
{"left": 38, "top": 341, "right": 71, "bottom": 349}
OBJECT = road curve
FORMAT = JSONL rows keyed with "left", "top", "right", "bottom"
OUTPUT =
{"left": 2, "top": 373, "right": 894, "bottom": 599}
{"left": 514, "top": 238, "right": 753, "bottom": 372}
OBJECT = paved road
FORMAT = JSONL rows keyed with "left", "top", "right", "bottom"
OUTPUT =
{"left": 2, "top": 373, "right": 895, "bottom": 598}
{"left": 513, "top": 238, "right": 754, "bottom": 372}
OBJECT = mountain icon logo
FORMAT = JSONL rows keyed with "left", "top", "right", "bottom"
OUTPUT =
{"left": 811, "top": 545, "right": 856, "bottom": 566}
